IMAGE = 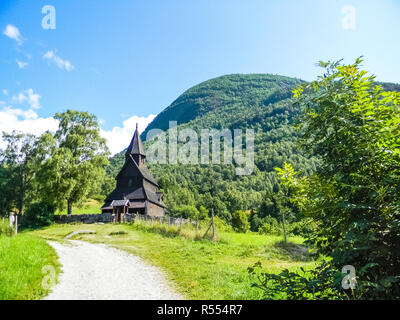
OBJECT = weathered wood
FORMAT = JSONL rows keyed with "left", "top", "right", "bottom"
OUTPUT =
{"left": 211, "top": 208, "right": 215, "bottom": 240}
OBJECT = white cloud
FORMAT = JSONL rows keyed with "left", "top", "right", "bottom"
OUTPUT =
{"left": 2, "top": 89, "right": 8, "bottom": 96}
{"left": 12, "top": 92, "right": 26, "bottom": 104}
{"left": 100, "top": 114, "right": 156, "bottom": 155}
{"left": 0, "top": 106, "right": 59, "bottom": 149}
{"left": 43, "top": 50, "right": 75, "bottom": 71}
{"left": 11, "top": 89, "right": 41, "bottom": 109}
{"left": 16, "top": 59, "right": 29, "bottom": 69}
{"left": 25, "top": 89, "right": 41, "bottom": 109}
{"left": 3, "top": 24, "right": 23, "bottom": 45}
{"left": 0, "top": 107, "right": 157, "bottom": 156}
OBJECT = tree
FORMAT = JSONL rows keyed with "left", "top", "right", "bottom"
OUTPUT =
{"left": 231, "top": 210, "right": 250, "bottom": 233}
{"left": 41, "top": 110, "right": 109, "bottom": 215}
{"left": 0, "top": 131, "right": 39, "bottom": 215}
{"left": 24, "top": 201, "right": 56, "bottom": 227}
{"left": 290, "top": 58, "right": 400, "bottom": 299}
{"left": 198, "top": 205, "right": 208, "bottom": 220}
{"left": 173, "top": 205, "right": 199, "bottom": 219}
{"left": 275, "top": 162, "right": 303, "bottom": 245}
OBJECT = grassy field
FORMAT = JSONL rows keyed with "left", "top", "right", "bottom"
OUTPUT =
{"left": 55, "top": 198, "right": 102, "bottom": 215}
{"left": 31, "top": 222, "right": 315, "bottom": 299}
{"left": 0, "top": 233, "right": 60, "bottom": 300}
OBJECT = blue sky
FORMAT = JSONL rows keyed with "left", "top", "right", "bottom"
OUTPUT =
{"left": 0, "top": 0, "right": 399, "bottom": 154}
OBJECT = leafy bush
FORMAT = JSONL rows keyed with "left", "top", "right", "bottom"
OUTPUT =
{"left": 210, "top": 216, "right": 233, "bottom": 233}
{"left": 258, "top": 216, "right": 281, "bottom": 235}
{"left": 0, "top": 219, "right": 14, "bottom": 237}
{"left": 283, "top": 58, "right": 400, "bottom": 299}
{"left": 248, "top": 261, "right": 346, "bottom": 300}
{"left": 231, "top": 210, "right": 250, "bottom": 233}
{"left": 24, "top": 202, "right": 56, "bottom": 227}
{"left": 172, "top": 205, "right": 200, "bottom": 219}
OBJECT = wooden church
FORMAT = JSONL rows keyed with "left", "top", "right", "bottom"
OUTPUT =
{"left": 101, "top": 124, "right": 166, "bottom": 219}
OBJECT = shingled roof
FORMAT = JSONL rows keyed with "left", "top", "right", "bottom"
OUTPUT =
{"left": 125, "top": 123, "right": 145, "bottom": 157}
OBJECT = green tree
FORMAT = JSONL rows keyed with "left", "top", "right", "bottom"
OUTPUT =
{"left": 41, "top": 110, "right": 109, "bottom": 215}
{"left": 0, "top": 131, "right": 39, "bottom": 215}
{"left": 173, "top": 205, "right": 199, "bottom": 219}
{"left": 275, "top": 162, "right": 303, "bottom": 244}
{"left": 290, "top": 58, "right": 400, "bottom": 299}
{"left": 231, "top": 210, "right": 250, "bottom": 233}
{"left": 198, "top": 205, "right": 209, "bottom": 220}
{"left": 24, "top": 201, "right": 56, "bottom": 227}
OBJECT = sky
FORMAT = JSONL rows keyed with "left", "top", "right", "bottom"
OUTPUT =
{"left": 0, "top": 0, "right": 399, "bottom": 155}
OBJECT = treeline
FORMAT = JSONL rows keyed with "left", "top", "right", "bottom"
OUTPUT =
{"left": 0, "top": 110, "right": 109, "bottom": 225}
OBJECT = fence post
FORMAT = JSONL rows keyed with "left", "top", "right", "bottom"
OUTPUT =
{"left": 211, "top": 208, "right": 215, "bottom": 240}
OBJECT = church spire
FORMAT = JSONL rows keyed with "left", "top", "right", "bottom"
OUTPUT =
{"left": 125, "top": 123, "right": 145, "bottom": 162}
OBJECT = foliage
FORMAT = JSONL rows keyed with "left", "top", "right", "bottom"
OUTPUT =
{"left": 37, "top": 110, "right": 109, "bottom": 215}
{"left": 258, "top": 216, "right": 281, "bottom": 236}
{"left": 24, "top": 202, "right": 56, "bottom": 227}
{"left": 231, "top": 210, "right": 250, "bottom": 233}
{"left": 249, "top": 261, "right": 346, "bottom": 300}
{"left": 0, "top": 219, "right": 14, "bottom": 237}
{"left": 172, "top": 205, "right": 200, "bottom": 219}
{"left": 0, "top": 132, "right": 39, "bottom": 216}
{"left": 276, "top": 58, "right": 400, "bottom": 299}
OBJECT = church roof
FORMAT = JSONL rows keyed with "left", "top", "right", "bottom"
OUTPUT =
{"left": 104, "top": 186, "right": 165, "bottom": 208}
{"left": 110, "top": 199, "right": 129, "bottom": 207}
{"left": 125, "top": 123, "right": 145, "bottom": 157}
{"left": 116, "top": 154, "right": 159, "bottom": 186}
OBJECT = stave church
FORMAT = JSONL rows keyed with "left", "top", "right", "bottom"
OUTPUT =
{"left": 101, "top": 124, "right": 166, "bottom": 219}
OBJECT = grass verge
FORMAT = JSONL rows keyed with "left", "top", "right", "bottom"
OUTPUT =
{"left": 0, "top": 233, "right": 60, "bottom": 300}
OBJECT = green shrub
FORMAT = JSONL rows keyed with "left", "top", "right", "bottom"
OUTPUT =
{"left": 287, "top": 218, "right": 315, "bottom": 237}
{"left": 0, "top": 219, "right": 14, "bottom": 237}
{"left": 258, "top": 216, "right": 281, "bottom": 235}
{"left": 249, "top": 261, "right": 346, "bottom": 300}
{"left": 173, "top": 205, "right": 200, "bottom": 219}
{"left": 24, "top": 202, "right": 56, "bottom": 227}
{"left": 231, "top": 210, "right": 250, "bottom": 233}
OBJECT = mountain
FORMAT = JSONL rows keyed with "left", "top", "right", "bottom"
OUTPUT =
{"left": 105, "top": 74, "right": 399, "bottom": 223}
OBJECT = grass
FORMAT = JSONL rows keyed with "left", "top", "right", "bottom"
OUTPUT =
{"left": 0, "top": 233, "right": 60, "bottom": 300}
{"left": 55, "top": 198, "right": 102, "bottom": 215}
{"left": 31, "top": 221, "right": 316, "bottom": 300}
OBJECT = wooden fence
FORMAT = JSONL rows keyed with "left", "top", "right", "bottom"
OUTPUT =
{"left": 133, "top": 214, "right": 196, "bottom": 227}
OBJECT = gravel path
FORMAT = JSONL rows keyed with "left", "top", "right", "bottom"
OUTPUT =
{"left": 45, "top": 240, "right": 183, "bottom": 300}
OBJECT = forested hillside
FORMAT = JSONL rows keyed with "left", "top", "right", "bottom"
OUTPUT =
{"left": 106, "top": 74, "right": 320, "bottom": 223}
{"left": 106, "top": 74, "right": 400, "bottom": 225}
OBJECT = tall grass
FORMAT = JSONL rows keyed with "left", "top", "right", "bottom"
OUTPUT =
{"left": 130, "top": 219, "right": 213, "bottom": 241}
{"left": 129, "top": 216, "right": 233, "bottom": 241}
{"left": 0, "top": 233, "right": 59, "bottom": 300}
{"left": 0, "top": 219, "right": 14, "bottom": 237}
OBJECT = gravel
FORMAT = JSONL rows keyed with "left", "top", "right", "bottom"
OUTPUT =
{"left": 45, "top": 240, "right": 183, "bottom": 300}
